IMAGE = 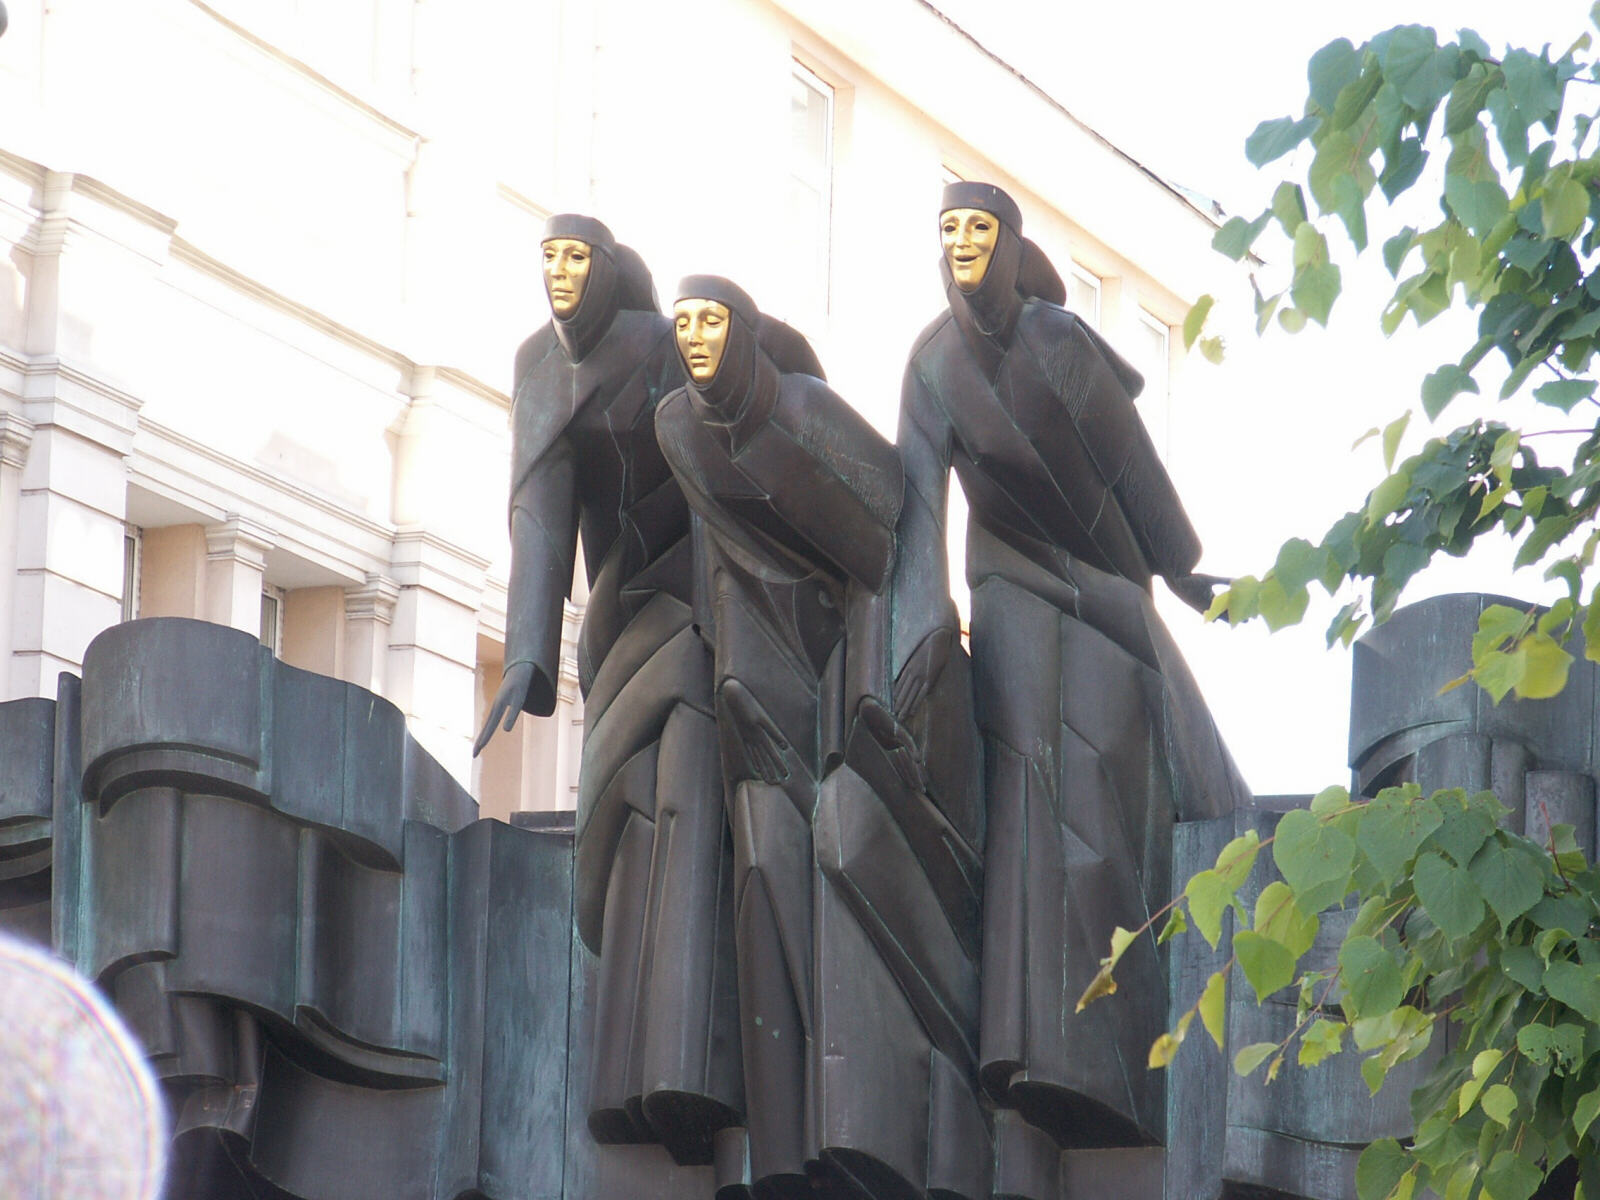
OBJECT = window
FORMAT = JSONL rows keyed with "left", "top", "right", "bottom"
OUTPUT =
{"left": 788, "top": 61, "right": 834, "bottom": 334}
{"left": 1068, "top": 266, "right": 1102, "bottom": 328}
{"left": 1134, "top": 311, "right": 1171, "bottom": 404}
{"left": 120, "top": 528, "right": 141, "bottom": 623}
{"left": 260, "top": 587, "right": 284, "bottom": 652}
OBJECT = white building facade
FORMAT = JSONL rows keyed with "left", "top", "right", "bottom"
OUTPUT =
{"left": 0, "top": 0, "right": 1233, "bottom": 820}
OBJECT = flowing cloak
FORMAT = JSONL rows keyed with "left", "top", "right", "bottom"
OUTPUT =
{"left": 654, "top": 299, "right": 907, "bottom": 1199}
{"left": 894, "top": 266, "right": 1249, "bottom": 1170}
{"left": 504, "top": 254, "right": 739, "bottom": 1162}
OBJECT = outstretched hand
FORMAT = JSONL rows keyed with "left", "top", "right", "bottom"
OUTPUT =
{"left": 1167, "top": 571, "right": 1229, "bottom": 614}
{"left": 892, "top": 626, "right": 956, "bottom": 719}
{"left": 473, "top": 661, "right": 535, "bottom": 757}
{"left": 720, "top": 678, "right": 791, "bottom": 785}
{"left": 858, "top": 695, "right": 930, "bottom": 795}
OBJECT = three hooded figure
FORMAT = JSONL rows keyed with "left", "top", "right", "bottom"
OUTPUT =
{"left": 478, "top": 215, "right": 741, "bottom": 1166}
{"left": 486, "top": 192, "right": 1245, "bottom": 1200}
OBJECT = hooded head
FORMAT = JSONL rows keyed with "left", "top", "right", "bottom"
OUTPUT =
{"left": 672, "top": 275, "right": 776, "bottom": 428}
{"left": 938, "top": 182, "right": 1026, "bottom": 367}
{"left": 541, "top": 213, "right": 622, "bottom": 361}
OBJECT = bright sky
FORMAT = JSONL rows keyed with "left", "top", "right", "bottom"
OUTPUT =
{"left": 928, "top": 2, "right": 1591, "bottom": 794}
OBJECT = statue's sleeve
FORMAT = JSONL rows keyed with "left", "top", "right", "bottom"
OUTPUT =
{"left": 724, "top": 378, "right": 904, "bottom": 594}
{"left": 1030, "top": 315, "right": 1201, "bottom": 579}
{"left": 503, "top": 401, "right": 579, "bottom": 718}
{"left": 889, "top": 361, "right": 958, "bottom": 682}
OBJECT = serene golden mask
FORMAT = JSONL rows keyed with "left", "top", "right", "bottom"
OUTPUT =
{"left": 940, "top": 208, "right": 999, "bottom": 292}
{"left": 542, "top": 238, "right": 592, "bottom": 317}
{"left": 673, "top": 299, "right": 731, "bottom": 383}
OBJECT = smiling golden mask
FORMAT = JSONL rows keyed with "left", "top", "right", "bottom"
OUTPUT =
{"left": 940, "top": 208, "right": 999, "bottom": 292}
{"left": 674, "top": 299, "right": 731, "bottom": 383}
{"left": 542, "top": 237, "right": 592, "bottom": 317}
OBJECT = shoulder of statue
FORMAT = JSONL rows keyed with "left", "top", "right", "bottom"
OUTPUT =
{"left": 512, "top": 325, "right": 560, "bottom": 391}
{"left": 908, "top": 309, "right": 954, "bottom": 361}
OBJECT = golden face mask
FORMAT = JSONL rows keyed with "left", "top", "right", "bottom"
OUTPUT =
{"left": 673, "top": 299, "right": 732, "bottom": 383}
{"left": 542, "top": 238, "right": 592, "bottom": 317}
{"left": 940, "top": 208, "right": 999, "bottom": 292}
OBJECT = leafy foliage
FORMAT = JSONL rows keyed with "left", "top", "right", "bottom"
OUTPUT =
{"left": 1186, "top": 15, "right": 1600, "bottom": 687}
{"left": 1118, "top": 15, "right": 1600, "bottom": 1199}
{"left": 1081, "top": 786, "right": 1600, "bottom": 1198}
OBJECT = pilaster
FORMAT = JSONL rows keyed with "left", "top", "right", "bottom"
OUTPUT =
{"left": 385, "top": 529, "right": 486, "bottom": 788}
{"left": 0, "top": 413, "right": 35, "bottom": 698}
{"left": 203, "top": 516, "right": 275, "bottom": 635}
{"left": 344, "top": 572, "right": 400, "bottom": 696}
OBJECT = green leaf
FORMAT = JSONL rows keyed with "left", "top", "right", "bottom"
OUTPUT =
{"left": 1366, "top": 469, "right": 1411, "bottom": 526}
{"left": 1246, "top": 115, "right": 1318, "bottom": 166}
{"left": 1298, "top": 1018, "right": 1344, "bottom": 1067}
{"left": 1339, "top": 934, "right": 1405, "bottom": 1018}
{"left": 1235, "top": 930, "right": 1298, "bottom": 1003}
{"left": 1480, "top": 1082, "right": 1517, "bottom": 1126}
{"left": 1257, "top": 575, "right": 1310, "bottom": 631}
{"left": 1185, "top": 869, "right": 1232, "bottom": 949}
{"left": 1574, "top": 1084, "right": 1600, "bottom": 1140}
{"left": 1484, "top": 1148, "right": 1544, "bottom": 1200}
{"left": 1273, "top": 808, "right": 1358, "bottom": 912}
{"left": 1183, "top": 294, "right": 1215, "bottom": 350}
{"left": 1215, "top": 829, "right": 1262, "bottom": 888}
{"left": 1278, "top": 306, "right": 1308, "bottom": 334}
{"left": 1421, "top": 363, "right": 1478, "bottom": 419}
{"left": 1544, "top": 176, "right": 1591, "bottom": 239}
{"left": 1148, "top": 1008, "right": 1191, "bottom": 1069}
{"left": 1332, "top": 63, "right": 1383, "bottom": 130}
{"left": 1254, "top": 881, "right": 1319, "bottom": 957}
{"left": 1355, "top": 1138, "right": 1409, "bottom": 1200}
{"left": 1516, "top": 631, "right": 1574, "bottom": 699}
{"left": 1380, "top": 28, "right": 1457, "bottom": 111}
{"left": 1412, "top": 850, "right": 1487, "bottom": 940}
{"left": 1501, "top": 943, "right": 1545, "bottom": 990}
{"left": 1156, "top": 905, "right": 1188, "bottom": 945}
{"left": 1331, "top": 173, "right": 1369, "bottom": 251}
{"left": 1198, "top": 335, "right": 1225, "bottom": 364}
{"left": 1444, "top": 62, "right": 1498, "bottom": 136}
{"left": 1358, "top": 789, "right": 1444, "bottom": 885}
{"left": 1544, "top": 960, "right": 1600, "bottom": 1023}
{"left": 1431, "top": 789, "right": 1502, "bottom": 865}
{"left": 1467, "top": 840, "right": 1546, "bottom": 929}
{"left": 1271, "top": 181, "right": 1308, "bottom": 235}
{"left": 1445, "top": 127, "right": 1511, "bottom": 236}
{"left": 1310, "top": 784, "right": 1351, "bottom": 815}
{"left": 1533, "top": 378, "right": 1596, "bottom": 412}
{"left": 1234, "top": 1041, "right": 1279, "bottom": 1077}
{"left": 1379, "top": 137, "right": 1427, "bottom": 201}
{"left": 1516, "top": 1021, "right": 1585, "bottom": 1070}
{"left": 1199, "top": 970, "right": 1226, "bottom": 1050}
{"left": 1381, "top": 412, "right": 1410, "bottom": 472}
{"left": 1076, "top": 924, "right": 1139, "bottom": 1011}
{"left": 1310, "top": 130, "right": 1377, "bottom": 218}
{"left": 1503, "top": 47, "right": 1563, "bottom": 127}
{"left": 1308, "top": 38, "right": 1362, "bottom": 113}
{"left": 1490, "top": 428, "right": 1520, "bottom": 483}
{"left": 1383, "top": 226, "right": 1417, "bottom": 276}
{"left": 1472, "top": 604, "right": 1530, "bottom": 659}
{"left": 1214, "top": 212, "right": 1272, "bottom": 261}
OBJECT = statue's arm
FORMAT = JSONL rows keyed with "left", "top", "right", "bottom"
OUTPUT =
{"left": 474, "top": 432, "right": 578, "bottom": 754}
{"left": 887, "top": 366, "right": 957, "bottom": 715}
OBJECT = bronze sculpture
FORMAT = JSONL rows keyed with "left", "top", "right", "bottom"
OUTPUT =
{"left": 655, "top": 276, "right": 913, "bottom": 1199}
{"left": 889, "top": 181, "right": 1249, "bottom": 1183}
{"left": 475, "top": 216, "right": 739, "bottom": 1166}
